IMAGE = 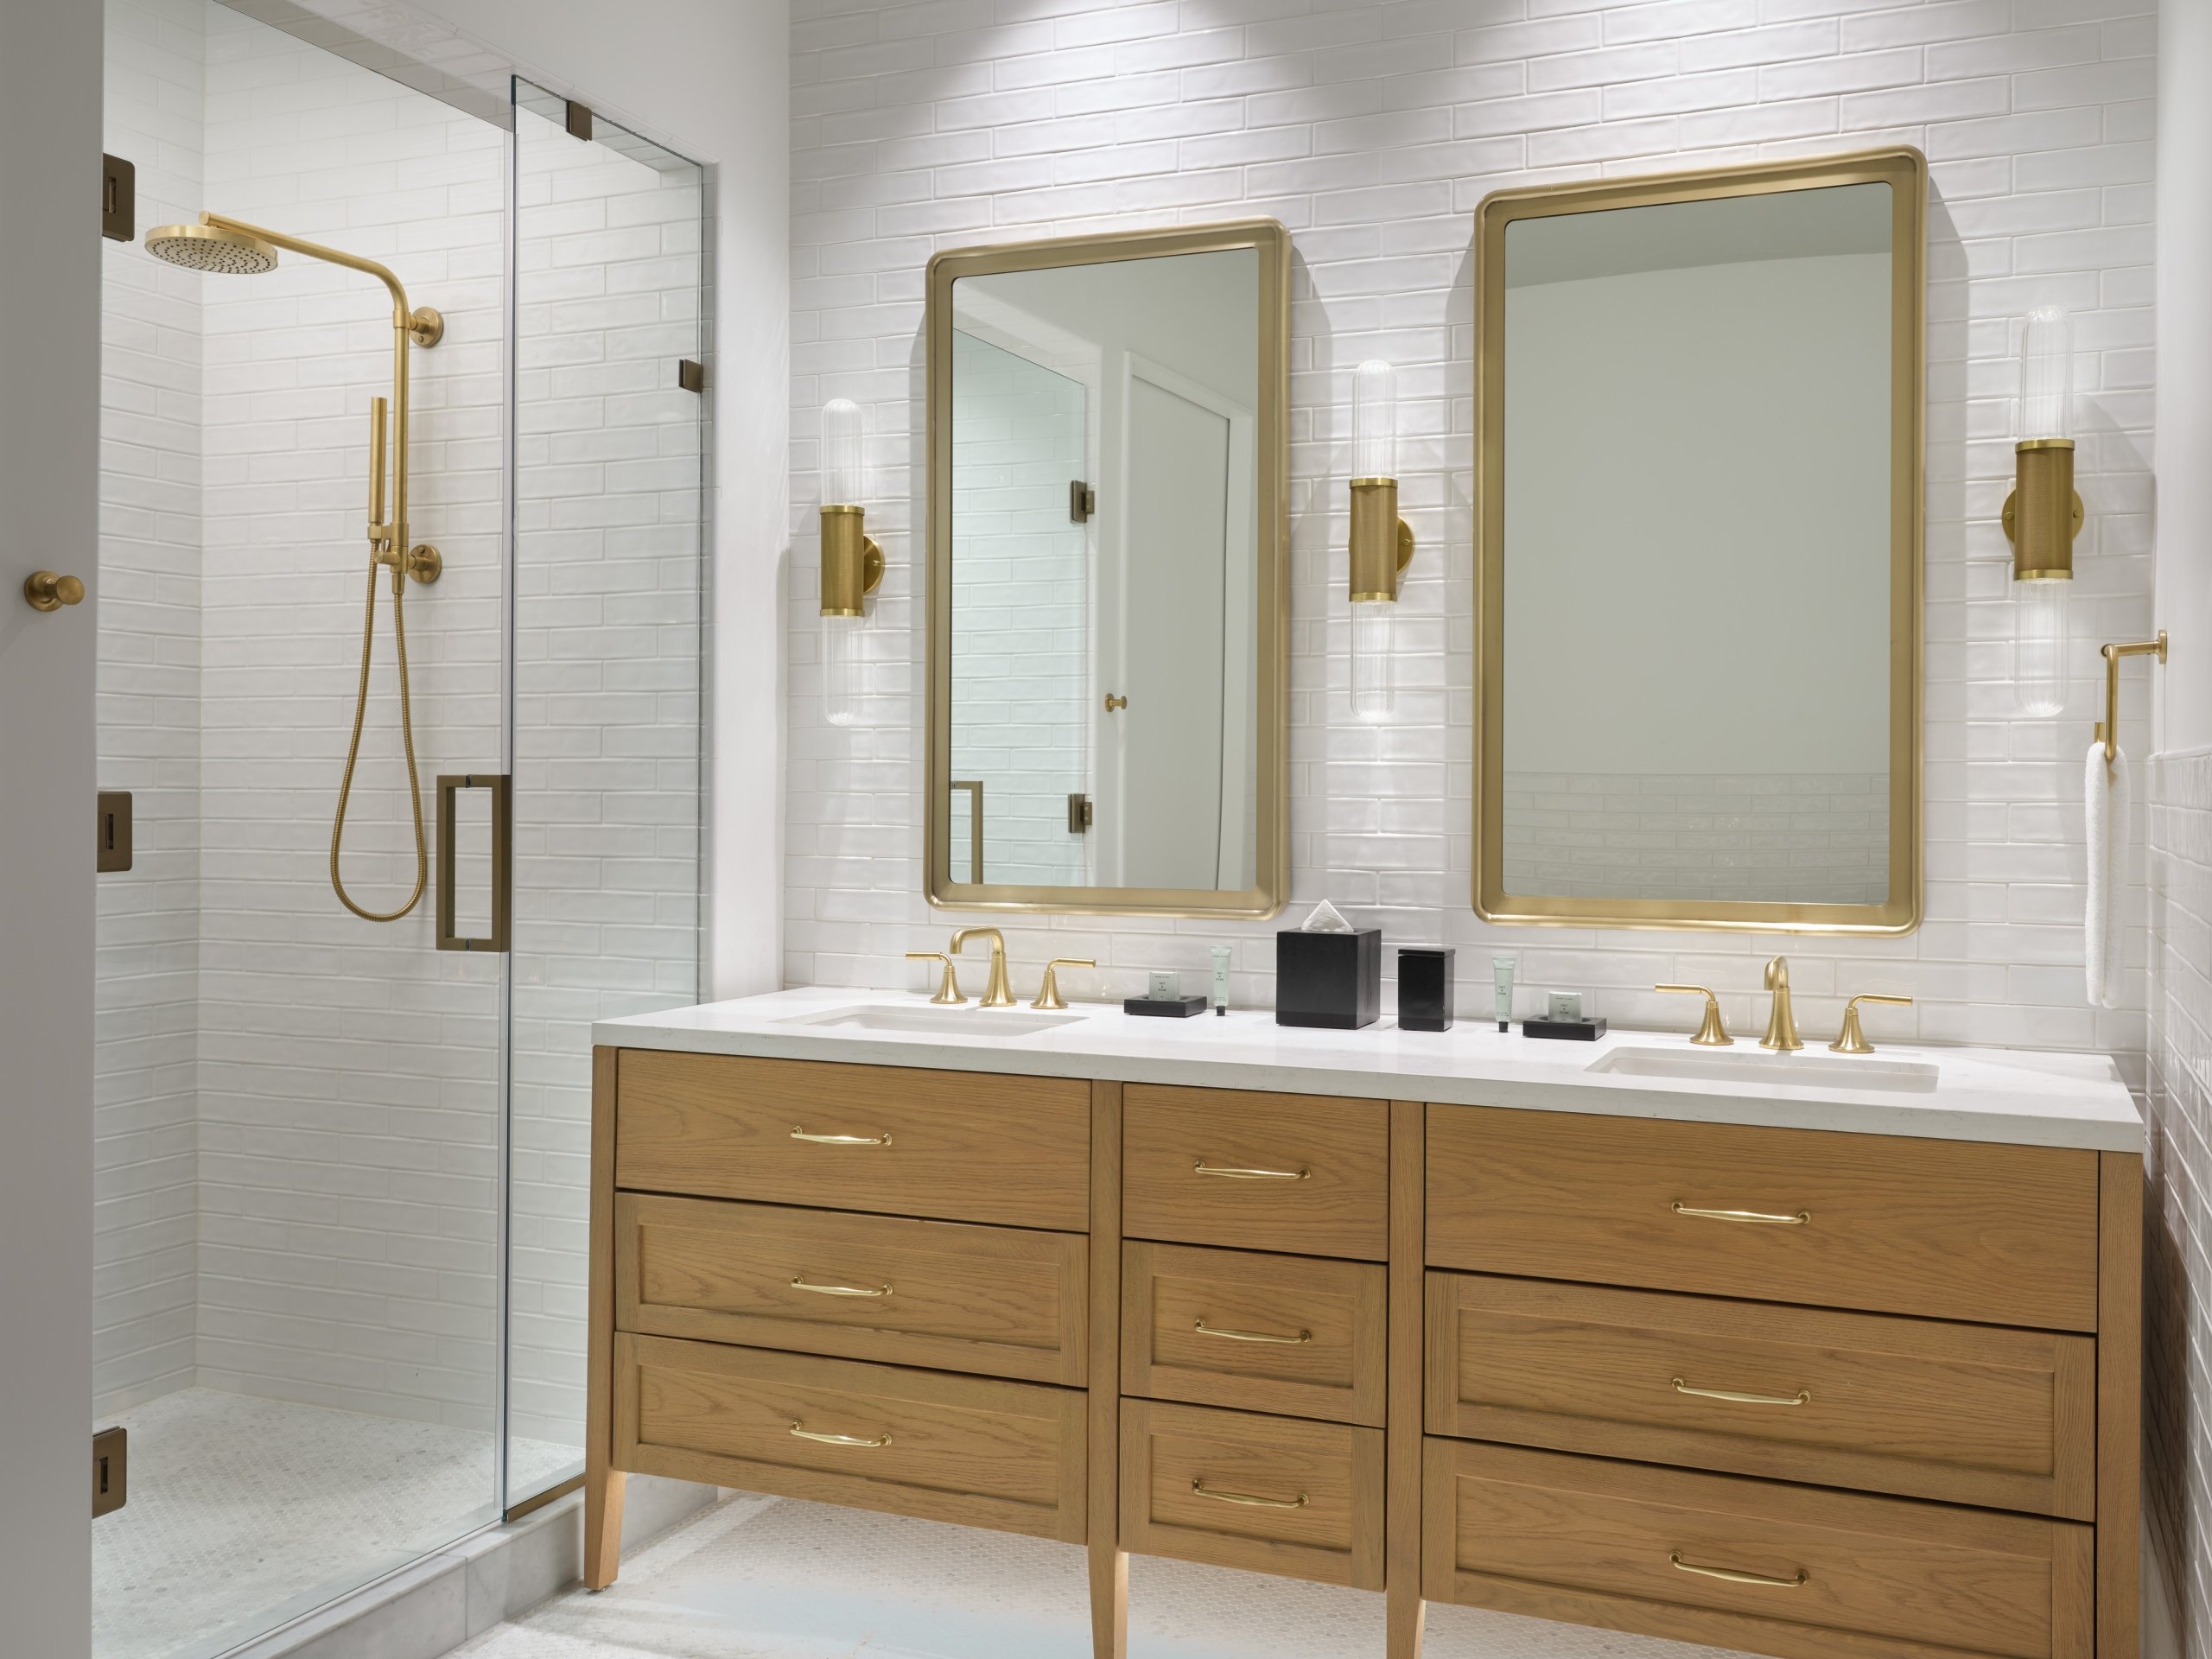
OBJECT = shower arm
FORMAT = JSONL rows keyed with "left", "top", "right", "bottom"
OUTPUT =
{"left": 200, "top": 213, "right": 443, "bottom": 582}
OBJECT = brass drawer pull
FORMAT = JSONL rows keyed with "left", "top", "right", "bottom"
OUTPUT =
{"left": 789, "top": 1421, "right": 892, "bottom": 1448}
{"left": 1672, "top": 1200, "right": 1809, "bottom": 1226}
{"left": 1670, "top": 1551, "right": 1807, "bottom": 1589}
{"left": 791, "top": 1276, "right": 893, "bottom": 1299}
{"left": 791, "top": 1127, "right": 893, "bottom": 1146}
{"left": 1193, "top": 1160, "right": 1311, "bottom": 1181}
{"left": 1190, "top": 1478, "right": 1306, "bottom": 1510}
{"left": 1672, "top": 1376, "right": 1810, "bottom": 1408}
{"left": 1194, "top": 1317, "right": 1312, "bottom": 1346}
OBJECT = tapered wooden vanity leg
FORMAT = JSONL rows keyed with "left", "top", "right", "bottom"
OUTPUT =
{"left": 584, "top": 1046, "right": 626, "bottom": 1591}
{"left": 1089, "top": 1082, "right": 1128, "bottom": 1658}
{"left": 2098, "top": 1151, "right": 2142, "bottom": 1659}
{"left": 1387, "top": 1101, "right": 1426, "bottom": 1659}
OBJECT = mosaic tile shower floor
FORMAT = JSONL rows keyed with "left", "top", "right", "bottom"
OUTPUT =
{"left": 95, "top": 1388, "right": 576, "bottom": 1659}
{"left": 455, "top": 1490, "right": 1744, "bottom": 1659}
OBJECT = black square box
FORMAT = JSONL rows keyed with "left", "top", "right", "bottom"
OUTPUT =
{"left": 1275, "top": 927, "right": 1381, "bottom": 1029}
{"left": 1396, "top": 946, "right": 1455, "bottom": 1032}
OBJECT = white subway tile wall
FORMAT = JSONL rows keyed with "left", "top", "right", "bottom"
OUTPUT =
{"left": 506, "top": 99, "right": 706, "bottom": 1456}
{"left": 2148, "top": 747, "right": 2212, "bottom": 1649}
{"left": 785, "top": 0, "right": 2155, "bottom": 1064}
{"left": 98, "top": 0, "right": 208, "bottom": 1417}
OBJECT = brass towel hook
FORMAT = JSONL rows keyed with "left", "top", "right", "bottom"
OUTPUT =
{"left": 2094, "top": 632, "right": 2169, "bottom": 765}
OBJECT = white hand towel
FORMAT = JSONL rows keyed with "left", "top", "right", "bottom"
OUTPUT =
{"left": 2084, "top": 741, "right": 2130, "bottom": 1008}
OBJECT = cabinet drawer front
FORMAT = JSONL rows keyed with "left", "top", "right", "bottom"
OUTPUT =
{"left": 1122, "top": 1399, "right": 1384, "bottom": 1589}
{"left": 1424, "top": 1440, "right": 2092, "bottom": 1659}
{"left": 1427, "top": 1107, "right": 2099, "bottom": 1331}
{"left": 1122, "top": 1242, "right": 1386, "bottom": 1425}
{"left": 1123, "top": 1086, "right": 1387, "bottom": 1260}
{"left": 615, "top": 1194, "right": 1088, "bottom": 1386}
{"left": 613, "top": 1333, "right": 1085, "bottom": 1543}
{"left": 1427, "top": 1274, "right": 2095, "bottom": 1519}
{"left": 615, "top": 1050, "right": 1090, "bottom": 1230}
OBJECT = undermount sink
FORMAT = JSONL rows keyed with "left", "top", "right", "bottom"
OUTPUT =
{"left": 1586, "top": 1046, "right": 1939, "bottom": 1093}
{"left": 780, "top": 1003, "right": 1084, "bottom": 1038}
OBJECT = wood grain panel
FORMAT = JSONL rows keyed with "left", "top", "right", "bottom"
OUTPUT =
{"left": 615, "top": 1049, "right": 1090, "bottom": 1230}
{"left": 613, "top": 1333, "right": 1085, "bottom": 1543}
{"left": 1424, "top": 1440, "right": 2094, "bottom": 1659}
{"left": 1426, "top": 1273, "right": 2094, "bottom": 1518}
{"left": 2098, "top": 1151, "right": 2142, "bottom": 1659}
{"left": 1122, "top": 1242, "right": 1384, "bottom": 1425}
{"left": 1124, "top": 1085, "right": 1387, "bottom": 1260}
{"left": 1090, "top": 1081, "right": 1126, "bottom": 1659}
{"left": 1122, "top": 1399, "right": 1384, "bottom": 1590}
{"left": 614, "top": 1192, "right": 1087, "bottom": 1384}
{"left": 1387, "top": 1100, "right": 1427, "bottom": 1659}
{"left": 1427, "top": 1106, "right": 2099, "bottom": 1331}
{"left": 583, "top": 1046, "right": 626, "bottom": 1590}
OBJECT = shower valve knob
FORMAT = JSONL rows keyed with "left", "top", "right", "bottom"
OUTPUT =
{"left": 23, "top": 570, "right": 85, "bottom": 612}
{"left": 407, "top": 544, "right": 442, "bottom": 585}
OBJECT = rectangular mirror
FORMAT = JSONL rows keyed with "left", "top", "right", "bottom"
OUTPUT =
{"left": 1476, "top": 149, "right": 1924, "bottom": 934}
{"left": 926, "top": 221, "right": 1289, "bottom": 917}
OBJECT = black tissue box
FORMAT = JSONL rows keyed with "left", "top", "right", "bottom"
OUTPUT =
{"left": 1275, "top": 926, "right": 1381, "bottom": 1029}
{"left": 1397, "top": 946, "right": 1455, "bottom": 1032}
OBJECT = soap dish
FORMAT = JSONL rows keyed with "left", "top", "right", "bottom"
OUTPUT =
{"left": 1522, "top": 1016, "right": 1608, "bottom": 1041}
{"left": 1126, "top": 995, "right": 1208, "bottom": 1019}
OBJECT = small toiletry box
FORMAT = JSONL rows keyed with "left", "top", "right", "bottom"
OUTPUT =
{"left": 1397, "top": 946, "right": 1454, "bottom": 1033}
{"left": 1275, "top": 927, "right": 1381, "bottom": 1030}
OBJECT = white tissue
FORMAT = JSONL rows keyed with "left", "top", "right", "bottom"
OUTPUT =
{"left": 1299, "top": 900, "right": 1352, "bottom": 932}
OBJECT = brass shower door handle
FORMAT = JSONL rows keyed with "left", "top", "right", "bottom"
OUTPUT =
{"left": 435, "top": 773, "right": 511, "bottom": 952}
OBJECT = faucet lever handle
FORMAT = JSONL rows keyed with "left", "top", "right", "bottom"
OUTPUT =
{"left": 1655, "top": 984, "right": 1732, "bottom": 1047}
{"left": 1830, "top": 993, "right": 1912, "bottom": 1056}
{"left": 1033, "top": 957, "right": 1095, "bottom": 1011}
{"left": 906, "top": 951, "right": 964, "bottom": 1006}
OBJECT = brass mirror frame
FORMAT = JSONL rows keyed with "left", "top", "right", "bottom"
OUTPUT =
{"left": 925, "top": 219, "right": 1291, "bottom": 918}
{"left": 1474, "top": 148, "right": 1926, "bottom": 936}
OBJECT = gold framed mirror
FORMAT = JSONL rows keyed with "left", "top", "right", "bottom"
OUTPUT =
{"left": 1475, "top": 149, "right": 1925, "bottom": 935}
{"left": 925, "top": 219, "right": 1290, "bottom": 918}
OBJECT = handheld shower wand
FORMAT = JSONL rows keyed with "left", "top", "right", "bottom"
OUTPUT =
{"left": 144, "top": 213, "right": 445, "bottom": 922}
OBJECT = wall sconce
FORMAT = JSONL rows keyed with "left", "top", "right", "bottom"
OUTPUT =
{"left": 2003, "top": 306, "right": 2082, "bottom": 718}
{"left": 1347, "top": 359, "right": 1414, "bottom": 723}
{"left": 819, "top": 397, "right": 881, "bottom": 728}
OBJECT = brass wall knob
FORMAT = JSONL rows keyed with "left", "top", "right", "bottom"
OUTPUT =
{"left": 23, "top": 571, "right": 85, "bottom": 613}
{"left": 1103, "top": 693, "right": 1128, "bottom": 712}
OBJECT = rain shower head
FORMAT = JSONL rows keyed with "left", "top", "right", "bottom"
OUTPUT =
{"left": 144, "top": 221, "right": 279, "bottom": 275}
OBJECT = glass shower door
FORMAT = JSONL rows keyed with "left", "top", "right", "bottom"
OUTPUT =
{"left": 503, "top": 82, "right": 707, "bottom": 1502}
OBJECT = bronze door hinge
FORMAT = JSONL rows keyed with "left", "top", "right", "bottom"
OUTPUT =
{"left": 103, "top": 155, "right": 135, "bottom": 242}
{"left": 1070, "top": 480, "right": 1096, "bottom": 522}
{"left": 97, "top": 791, "right": 132, "bottom": 872}
{"left": 93, "top": 1427, "right": 127, "bottom": 1517}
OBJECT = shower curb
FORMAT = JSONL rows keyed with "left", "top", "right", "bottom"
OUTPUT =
{"left": 216, "top": 1475, "right": 715, "bottom": 1659}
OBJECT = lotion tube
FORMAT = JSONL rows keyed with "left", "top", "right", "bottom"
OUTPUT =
{"left": 1491, "top": 955, "right": 1516, "bottom": 1033}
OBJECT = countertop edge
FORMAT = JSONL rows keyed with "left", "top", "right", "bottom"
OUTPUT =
{"left": 588, "top": 1016, "right": 2146, "bottom": 1156}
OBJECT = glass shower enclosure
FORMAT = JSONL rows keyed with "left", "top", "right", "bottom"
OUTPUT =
{"left": 94, "top": 7, "right": 705, "bottom": 1654}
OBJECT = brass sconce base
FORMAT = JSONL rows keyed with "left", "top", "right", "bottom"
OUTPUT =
{"left": 821, "top": 505, "right": 884, "bottom": 615}
{"left": 2001, "top": 437, "right": 2082, "bottom": 577}
{"left": 1348, "top": 477, "right": 1414, "bottom": 601}
{"left": 409, "top": 307, "right": 444, "bottom": 348}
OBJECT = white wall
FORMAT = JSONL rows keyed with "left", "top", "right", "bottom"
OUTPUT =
{"left": 0, "top": 0, "right": 102, "bottom": 1648}
{"left": 787, "top": 0, "right": 2158, "bottom": 1058}
{"left": 404, "top": 0, "right": 792, "bottom": 1001}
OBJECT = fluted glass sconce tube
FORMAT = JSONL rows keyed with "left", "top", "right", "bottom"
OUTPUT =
{"left": 819, "top": 397, "right": 880, "bottom": 727}
{"left": 2005, "top": 307, "right": 2078, "bottom": 718}
{"left": 1348, "top": 360, "right": 1414, "bottom": 724}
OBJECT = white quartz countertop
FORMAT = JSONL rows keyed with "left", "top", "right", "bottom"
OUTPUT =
{"left": 594, "top": 986, "right": 2143, "bottom": 1154}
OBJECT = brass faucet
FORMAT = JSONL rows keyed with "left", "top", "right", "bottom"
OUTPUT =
{"left": 1831, "top": 993, "right": 1913, "bottom": 1054}
{"left": 1033, "top": 958, "right": 1094, "bottom": 1011}
{"left": 1761, "top": 956, "right": 1802, "bottom": 1052}
{"left": 905, "top": 951, "right": 963, "bottom": 1004}
{"left": 1655, "top": 984, "right": 1731, "bottom": 1046}
{"left": 950, "top": 926, "right": 1017, "bottom": 1007}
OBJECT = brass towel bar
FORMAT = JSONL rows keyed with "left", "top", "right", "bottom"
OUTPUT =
{"left": 2094, "top": 632, "right": 2169, "bottom": 765}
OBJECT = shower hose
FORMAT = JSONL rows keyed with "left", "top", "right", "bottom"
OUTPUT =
{"left": 330, "top": 558, "right": 428, "bottom": 921}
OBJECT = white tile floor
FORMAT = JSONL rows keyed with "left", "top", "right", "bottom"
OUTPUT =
{"left": 94, "top": 1389, "right": 577, "bottom": 1659}
{"left": 455, "top": 1491, "right": 1745, "bottom": 1659}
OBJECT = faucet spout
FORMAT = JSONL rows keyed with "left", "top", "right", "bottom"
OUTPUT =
{"left": 950, "top": 926, "right": 1016, "bottom": 1008}
{"left": 1761, "top": 956, "right": 1802, "bottom": 1052}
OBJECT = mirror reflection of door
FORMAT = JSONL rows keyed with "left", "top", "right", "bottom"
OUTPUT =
{"left": 947, "top": 245, "right": 1262, "bottom": 898}
{"left": 1103, "top": 358, "right": 1255, "bottom": 891}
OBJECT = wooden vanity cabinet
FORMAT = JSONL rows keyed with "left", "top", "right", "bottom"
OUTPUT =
{"left": 586, "top": 1050, "right": 2142, "bottom": 1659}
